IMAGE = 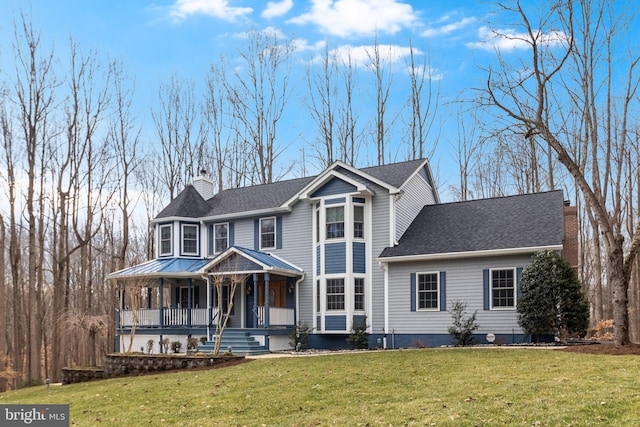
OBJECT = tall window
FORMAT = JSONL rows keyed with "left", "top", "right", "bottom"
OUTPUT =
{"left": 326, "top": 206, "right": 344, "bottom": 239}
{"left": 417, "top": 273, "right": 439, "bottom": 310}
{"left": 326, "top": 278, "right": 345, "bottom": 310}
{"left": 354, "top": 278, "right": 365, "bottom": 311}
{"left": 160, "top": 224, "right": 172, "bottom": 256}
{"left": 260, "top": 217, "right": 275, "bottom": 249}
{"left": 353, "top": 205, "right": 364, "bottom": 238}
{"left": 182, "top": 224, "right": 198, "bottom": 255}
{"left": 491, "top": 268, "right": 515, "bottom": 308}
{"left": 214, "top": 223, "right": 229, "bottom": 253}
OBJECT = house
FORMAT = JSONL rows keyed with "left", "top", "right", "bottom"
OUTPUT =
{"left": 108, "top": 158, "right": 574, "bottom": 353}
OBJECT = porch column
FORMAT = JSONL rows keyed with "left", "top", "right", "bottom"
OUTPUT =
{"left": 264, "top": 272, "right": 270, "bottom": 327}
{"left": 187, "top": 278, "right": 192, "bottom": 327}
{"left": 147, "top": 287, "right": 152, "bottom": 309}
{"left": 159, "top": 278, "right": 164, "bottom": 328}
{"left": 252, "top": 273, "right": 258, "bottom": 328}
{"left": 207, "top": 276, "right": 212, "bottom": 340}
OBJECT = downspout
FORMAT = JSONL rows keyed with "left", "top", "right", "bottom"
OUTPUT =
{"left": 294, "top": 274, "right": 305, "bottom": 325}
{"left": 381, "top": 261, "right": 389, "bottom": 349}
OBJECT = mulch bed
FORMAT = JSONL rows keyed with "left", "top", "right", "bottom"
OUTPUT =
{"left": 559, "top": 342, "right": 640, "bottom": 355}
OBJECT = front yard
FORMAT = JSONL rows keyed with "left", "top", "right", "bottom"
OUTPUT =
{"left": 1, "top": 347, "right": 639, "bottom": 425}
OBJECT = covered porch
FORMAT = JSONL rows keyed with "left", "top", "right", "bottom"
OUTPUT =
{"left": 108, "top": 247, "right": 304, "bottom": 337}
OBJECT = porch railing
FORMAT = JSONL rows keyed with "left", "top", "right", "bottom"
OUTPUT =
{"left": 256, "top": 306, "right": 294, "bottom": 326}
{"left": 119, "top": 306, "right": 294, "bottom": 327}
{"left": 120, "top": 308, "right": 210, "bottom": 327}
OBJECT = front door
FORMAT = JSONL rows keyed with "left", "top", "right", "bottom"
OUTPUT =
{"left": 258, "top": 280, "right": 285, "bottom": 308}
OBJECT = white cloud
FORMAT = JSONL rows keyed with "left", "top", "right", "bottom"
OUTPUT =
{"left": 467, "top": 26, "right": 568, "bottom": 52}
{"left": 422, "top": 17, "right": 477, "bottom": 38}
{"left": 169, "top": 0, "right": 253, "bottom": 21}
{"left": 288, "top": 0, "right": 418, "bottom": 37}
{"left": 312, "top": 43, "right": 416, "bottom": 68}
{"left": 407, "top": 64, "right": 443, "bottom": 81}
{"left": 262, "top": 0, "right": 294, "bottom": 19}
{"left": 293, "top": 38, "right": 327, "bottom": 53}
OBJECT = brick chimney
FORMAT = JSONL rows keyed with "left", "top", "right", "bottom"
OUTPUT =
{"left": 562, "top": 201, "right": 578, "bottom": 269}
{"left": 193, "top": 169, "right": 214, "bottom": 200}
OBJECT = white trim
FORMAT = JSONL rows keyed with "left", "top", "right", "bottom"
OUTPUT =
{"left": 383, "top": 262, "right": 389, "bottom": 346}
{"left": 377, "top": 245, "right": 563, "bottom": 263}
{"left": 199, "top": 247, "right": 303, "bottom": 276}
{"left": 259, "top": 216, "right": 277, "bottom": 250}
{"left": 213, "top": 222, "right": 230, "bottom": 254}
{"left": 153, "top": 207, "right": 292, "bottom": 224}
{"left": 415, "top": 271, "right": 440, "bottom": 311}
{"left": 286, "top": 162, "right": 397, "bottom": 207}
{"left": 159, "top": 224, "right": 173, "bottom": 257}
{"left": 181, "top": 223, "right": 199, "bottom": 256}
{"left": 489, "top": 267, "right": 517, "bottom": 311}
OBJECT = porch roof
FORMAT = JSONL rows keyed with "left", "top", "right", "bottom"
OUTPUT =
{"left": 107, "top": 257, "right": 211, "bottom": 281}
{"left": 203, "top": 246, "right": 304, "bottom": 277}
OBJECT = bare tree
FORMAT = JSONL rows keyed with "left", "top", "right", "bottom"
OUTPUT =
{"left": 450, "top": 103, "right": 484, "bottom": 201}
{"left": 335, "top": 48, "right": 362, "bottom": 167}
{"left": 483, "top": 0, "right": 640, "bottom": 344}
{"left": 405, "top": 39, "right": 440, "bottom": 161}
{"left": 210, "top": 258, "right": 248, "bottom": 356}
{"left": 305, "top": 45, "right": 338, "bottom": 168}
{"left": 226, "top": 29, "right": 294, "bottom": 184}
{"left": 13, "top": 14, "right": 58, "bottom": 383}
{"left": 366, "top": 34, "right": 394, "bottom": 166}
{"left": 152, "top": 74, "right": 205, "bottom": 200}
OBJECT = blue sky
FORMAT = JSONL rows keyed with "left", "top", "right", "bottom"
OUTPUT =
{"left": 0, "top": 0, "right": 561, "bottom": 195}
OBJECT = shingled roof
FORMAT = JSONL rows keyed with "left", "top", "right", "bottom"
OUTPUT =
{"left": 155, "top": 159, "right": 432, "bottom": 220}
{"left": 155, "top": 185, "right": 211, "bottom": 219}
{"left": 379, "top": 190, "right": 565, "bottom": 259}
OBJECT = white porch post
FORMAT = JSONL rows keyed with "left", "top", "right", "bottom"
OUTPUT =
{"left": 264, "top": 272, "right": 270, "bottom": 327}
{"left": 206, "top": 276, "right": 211, "bottom": 340}
{"left": 159, "top": 278, "right": 164, "bottom": 327}
{"left": 252, "top": 273, "right": 258, "bottom": 328}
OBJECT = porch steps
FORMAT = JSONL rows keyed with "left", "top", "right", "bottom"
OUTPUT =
{"left": 198, "top": 331, "right": 270, "bottom": 356}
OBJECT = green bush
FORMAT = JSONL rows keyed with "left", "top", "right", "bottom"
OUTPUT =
{"left": 346, "top": 315, "right": 369, "bottom": 349}
{"left": 518, "top": 250, "right": 589, "bottom": 340}
{"left": 289, "top": 321, "right": 312, "bottom": 351}
{"left": 448, "top": 300, "right": 479, "bottom": 346}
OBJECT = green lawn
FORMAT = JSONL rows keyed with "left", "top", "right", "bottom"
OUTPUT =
{"left": 1, "top": 348, "right": 639, "bottom": 426}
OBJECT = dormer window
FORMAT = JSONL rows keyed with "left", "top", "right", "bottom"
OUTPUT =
{"left": 260, "top": 217, "right": 276, "bottom": 250}
{"left": 181, "top": 224, "right": 199, "bottom": 256}
{"left": 159, "top": 224, "right": 172, "bottom": 256}
{"left": 326, "top": 206, "right": 344, "bottom": 239}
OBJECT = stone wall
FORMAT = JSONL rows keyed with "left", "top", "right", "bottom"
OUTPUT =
{"left": 103, "top": 354, "right": 243, "bottom": 378}
{"left": 61, "top": 354, "right": 244, "bottom": 385}
{"left": 61, "top": 367, "right": 104, "bottom": 385}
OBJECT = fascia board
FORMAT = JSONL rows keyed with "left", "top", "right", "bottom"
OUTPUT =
{"left": 377, "top": 245, "right": 563, "bottom": 263}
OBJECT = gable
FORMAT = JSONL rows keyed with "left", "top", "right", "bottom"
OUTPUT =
{"left": 310, "top": 177, "right": 358, "bottom": 198}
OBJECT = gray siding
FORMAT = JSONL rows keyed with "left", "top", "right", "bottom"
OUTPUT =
{"left": 311, "top": 178, "right": 357, "bottom": 198}
{"left": 386, "top": 254, "right": 533, "bottom": 335}
{"left": 369, "top": 183, "right": 391, "bottom": 334}
{"left": 353, "top": 242, "right": 365, "bottom": 273}
{"left": 274, "top": 201, "right": 315, "bottom": 325}
{"left": 325, "top": 242, "right": 347, "bottom": 274}
{"left": 232, "top": 217, "right": 255, "bottom": 249}
{"left": 395, "top": 170, "right": 437, "bottom": 242}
